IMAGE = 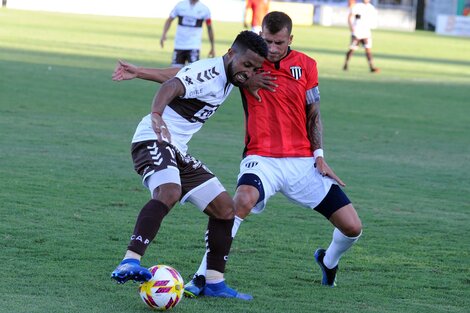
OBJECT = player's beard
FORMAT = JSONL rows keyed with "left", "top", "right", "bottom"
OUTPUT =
{"left": 226, "top": 61, "right": 246, "bottom": 87}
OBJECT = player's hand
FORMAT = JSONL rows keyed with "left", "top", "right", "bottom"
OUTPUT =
{"left": 315, "top": 157, "right": 345, "bottom": 187}
{"left": 151, "top": 113, "right": 171, "bottom": 143}
{"left": 112, "top": 60, "right": 138, "bottom": 81}
{"left": 244, "top": 71, "right": 278, "bottom": 102}
{"left": 160, "top": 36, "right": 166, "bottom": 48}
{"left": 208, "top": 48, "right": 215, "bottom": 58}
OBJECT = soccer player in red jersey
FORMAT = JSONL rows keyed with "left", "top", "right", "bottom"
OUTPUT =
{"left": 186, "top": 11, "right": 362, "bottom": 293}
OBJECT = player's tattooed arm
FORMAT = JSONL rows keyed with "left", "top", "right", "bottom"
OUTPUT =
{"left": 307, "top": 101, "right": 345, "bottom": 186}
{"left": 307, "top": 101, "right": 323, "bottom": 151}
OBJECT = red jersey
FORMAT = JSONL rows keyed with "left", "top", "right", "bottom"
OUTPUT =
{"left": 241, "top": 49, "right": 318, "bottom": 158}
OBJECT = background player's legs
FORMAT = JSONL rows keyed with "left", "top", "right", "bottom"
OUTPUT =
{"left": 343, "top": 49, "right": 355, "bottom": 70}
{"left": 344, "top": 37, "right": 359, "bottom": 70}
{"left": 365, "top": 47, "right": 379, "bottom": 72}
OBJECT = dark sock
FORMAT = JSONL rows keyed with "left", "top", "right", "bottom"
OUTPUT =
{"left": 205, "top": 217, "right": 235, "bottom": 273}
{"left": 127, "top": 199, "right": 169, "bottom": 256}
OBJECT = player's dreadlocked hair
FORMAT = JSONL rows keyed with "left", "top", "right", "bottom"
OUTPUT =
{"left": 262, "top": 11, "right": 293, "bottom": 35}
{"left": 231, "top": 30, "right": 268, "bottom": 58}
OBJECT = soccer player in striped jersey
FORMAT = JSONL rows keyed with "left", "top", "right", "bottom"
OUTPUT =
{"left": 343, "top": 0, "right": 379, "bottom": 72}
{"left": 160, "top": 0, "right": 215, "bottom": 67}
{"left": 111, "top": 31, "right": 267, "bottom": 300}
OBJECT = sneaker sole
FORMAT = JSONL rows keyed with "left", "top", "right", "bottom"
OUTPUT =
{"left": 183, "top": 289, "right": 199, "bottom": 298}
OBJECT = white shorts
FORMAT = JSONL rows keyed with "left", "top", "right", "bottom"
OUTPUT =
{"left": 238, "top": 155, "right": 336, "bottom": 214}
{"left": 147, "top": 174, "right": 226, "bottom": 211}
{"left": 350, "top": 36, "right": 373, "bottom": 50}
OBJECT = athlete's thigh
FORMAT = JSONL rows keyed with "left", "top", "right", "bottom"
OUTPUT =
{"left": 131, "top": 140, "right": 181, "bottom": 189}
{"left": 204, "top": 190, "right": 234, "bottom": 219}
{"left": 349, "top": 36, "right": 360, "bottom": 50}
{"left": 177, "top": 151, "right": 226, "bottom": 211}
{"left": 238, "top": 155, "right": 283, "bottom": 213}
{"left": 363, "top": 37, "right": 372, "bottom": 49}
{"left": 280, "top": 157, "right": 335, "bottom": 209}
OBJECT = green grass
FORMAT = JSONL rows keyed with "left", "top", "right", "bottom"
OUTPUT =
{"left": 1, "top": 8, "right": 470, "bottom": 313}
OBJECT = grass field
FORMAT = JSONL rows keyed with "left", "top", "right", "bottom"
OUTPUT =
{"left": 1, "top": 8, "right": 470, "bottom": 313}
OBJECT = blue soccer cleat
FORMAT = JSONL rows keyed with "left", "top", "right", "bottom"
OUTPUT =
{"left": 314, "top": 248, "right": 338, "bottom": 287}
{"left": 111, "top": 258, "right": 152, "bottom": 284}
{"left": 204, "top": 281, "right": 253, "bottom": 301}
{"left": 183, "top": 274, "right": 206, "bottom": 298}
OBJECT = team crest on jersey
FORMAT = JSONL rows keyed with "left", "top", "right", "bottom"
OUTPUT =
{"left": 290, "top": 66, "right": 302, "bottom": 80}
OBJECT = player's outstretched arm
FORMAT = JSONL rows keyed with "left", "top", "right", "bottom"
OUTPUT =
{"left": 112, "top": 60, "right": 179, "bottom": 83}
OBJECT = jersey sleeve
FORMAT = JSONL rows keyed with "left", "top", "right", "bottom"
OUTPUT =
{"left": 201, "top": 3, "right": 211, "bottom": 20}
{"left": 304, "top": 55, "right": 319, "bottom": 90}
{"left": 169, "top": 3, "right": 180, "bottom": 18}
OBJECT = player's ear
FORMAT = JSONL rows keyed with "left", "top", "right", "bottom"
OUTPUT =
{"left": 227, "top": 47, "right": 235, "bottom": 58}
{"left": 288, "top": 35, "right": 293, "bottom": 46}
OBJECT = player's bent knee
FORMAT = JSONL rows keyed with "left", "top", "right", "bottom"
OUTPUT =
{"left": 204, "top": 192, "right": 235, "bottom": 220}
{"left": 342, "top": 222, "right": 362, "bottom": 238}
{"left": 234, "top": 187, "right": 258, "bottom": 219}
{"left": 153, "top": 183, "right": 181, "bottom": 208}
{"left": 328, "top": 202, "right": 362, "bottom": 237}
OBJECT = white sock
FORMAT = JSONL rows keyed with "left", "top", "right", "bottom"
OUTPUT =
{"left": 323, "top": 228, "right": 361, "bottom": 269}
{"left": 206, "top": 270, "right": 224, "bottom": 284}
{"left": 194, "top": 252, "right": 207, "bottom": 277}
{"left": 194, "top": 216, "right": 244, "bottom": 277}
{"left": 231, "top": 215, "right": 244, "bottom": 237}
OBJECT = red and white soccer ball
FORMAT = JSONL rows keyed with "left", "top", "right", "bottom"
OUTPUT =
{"left": 138, "top": 265, "right": 184, "bottom": 311}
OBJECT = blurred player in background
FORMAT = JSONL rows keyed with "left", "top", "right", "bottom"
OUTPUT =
{"left": 244, "top": 0, "right": 270, "bottom": 34}
{"left": 343, "top": 0, "right": 379, "bottom": 72}
{"left": 111, "top": 31, "right": 268, "bottom": 300}
{"left": 160, "top": 0, "right": 215, "bottom": 67}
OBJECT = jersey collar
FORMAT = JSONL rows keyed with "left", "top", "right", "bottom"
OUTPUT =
{"left": 274, "top": 47, "right": 292, "bottom": 70}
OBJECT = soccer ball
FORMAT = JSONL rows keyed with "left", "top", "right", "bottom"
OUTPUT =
{"left": 138, "top": 265, "right": 184, "bottom": 310}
